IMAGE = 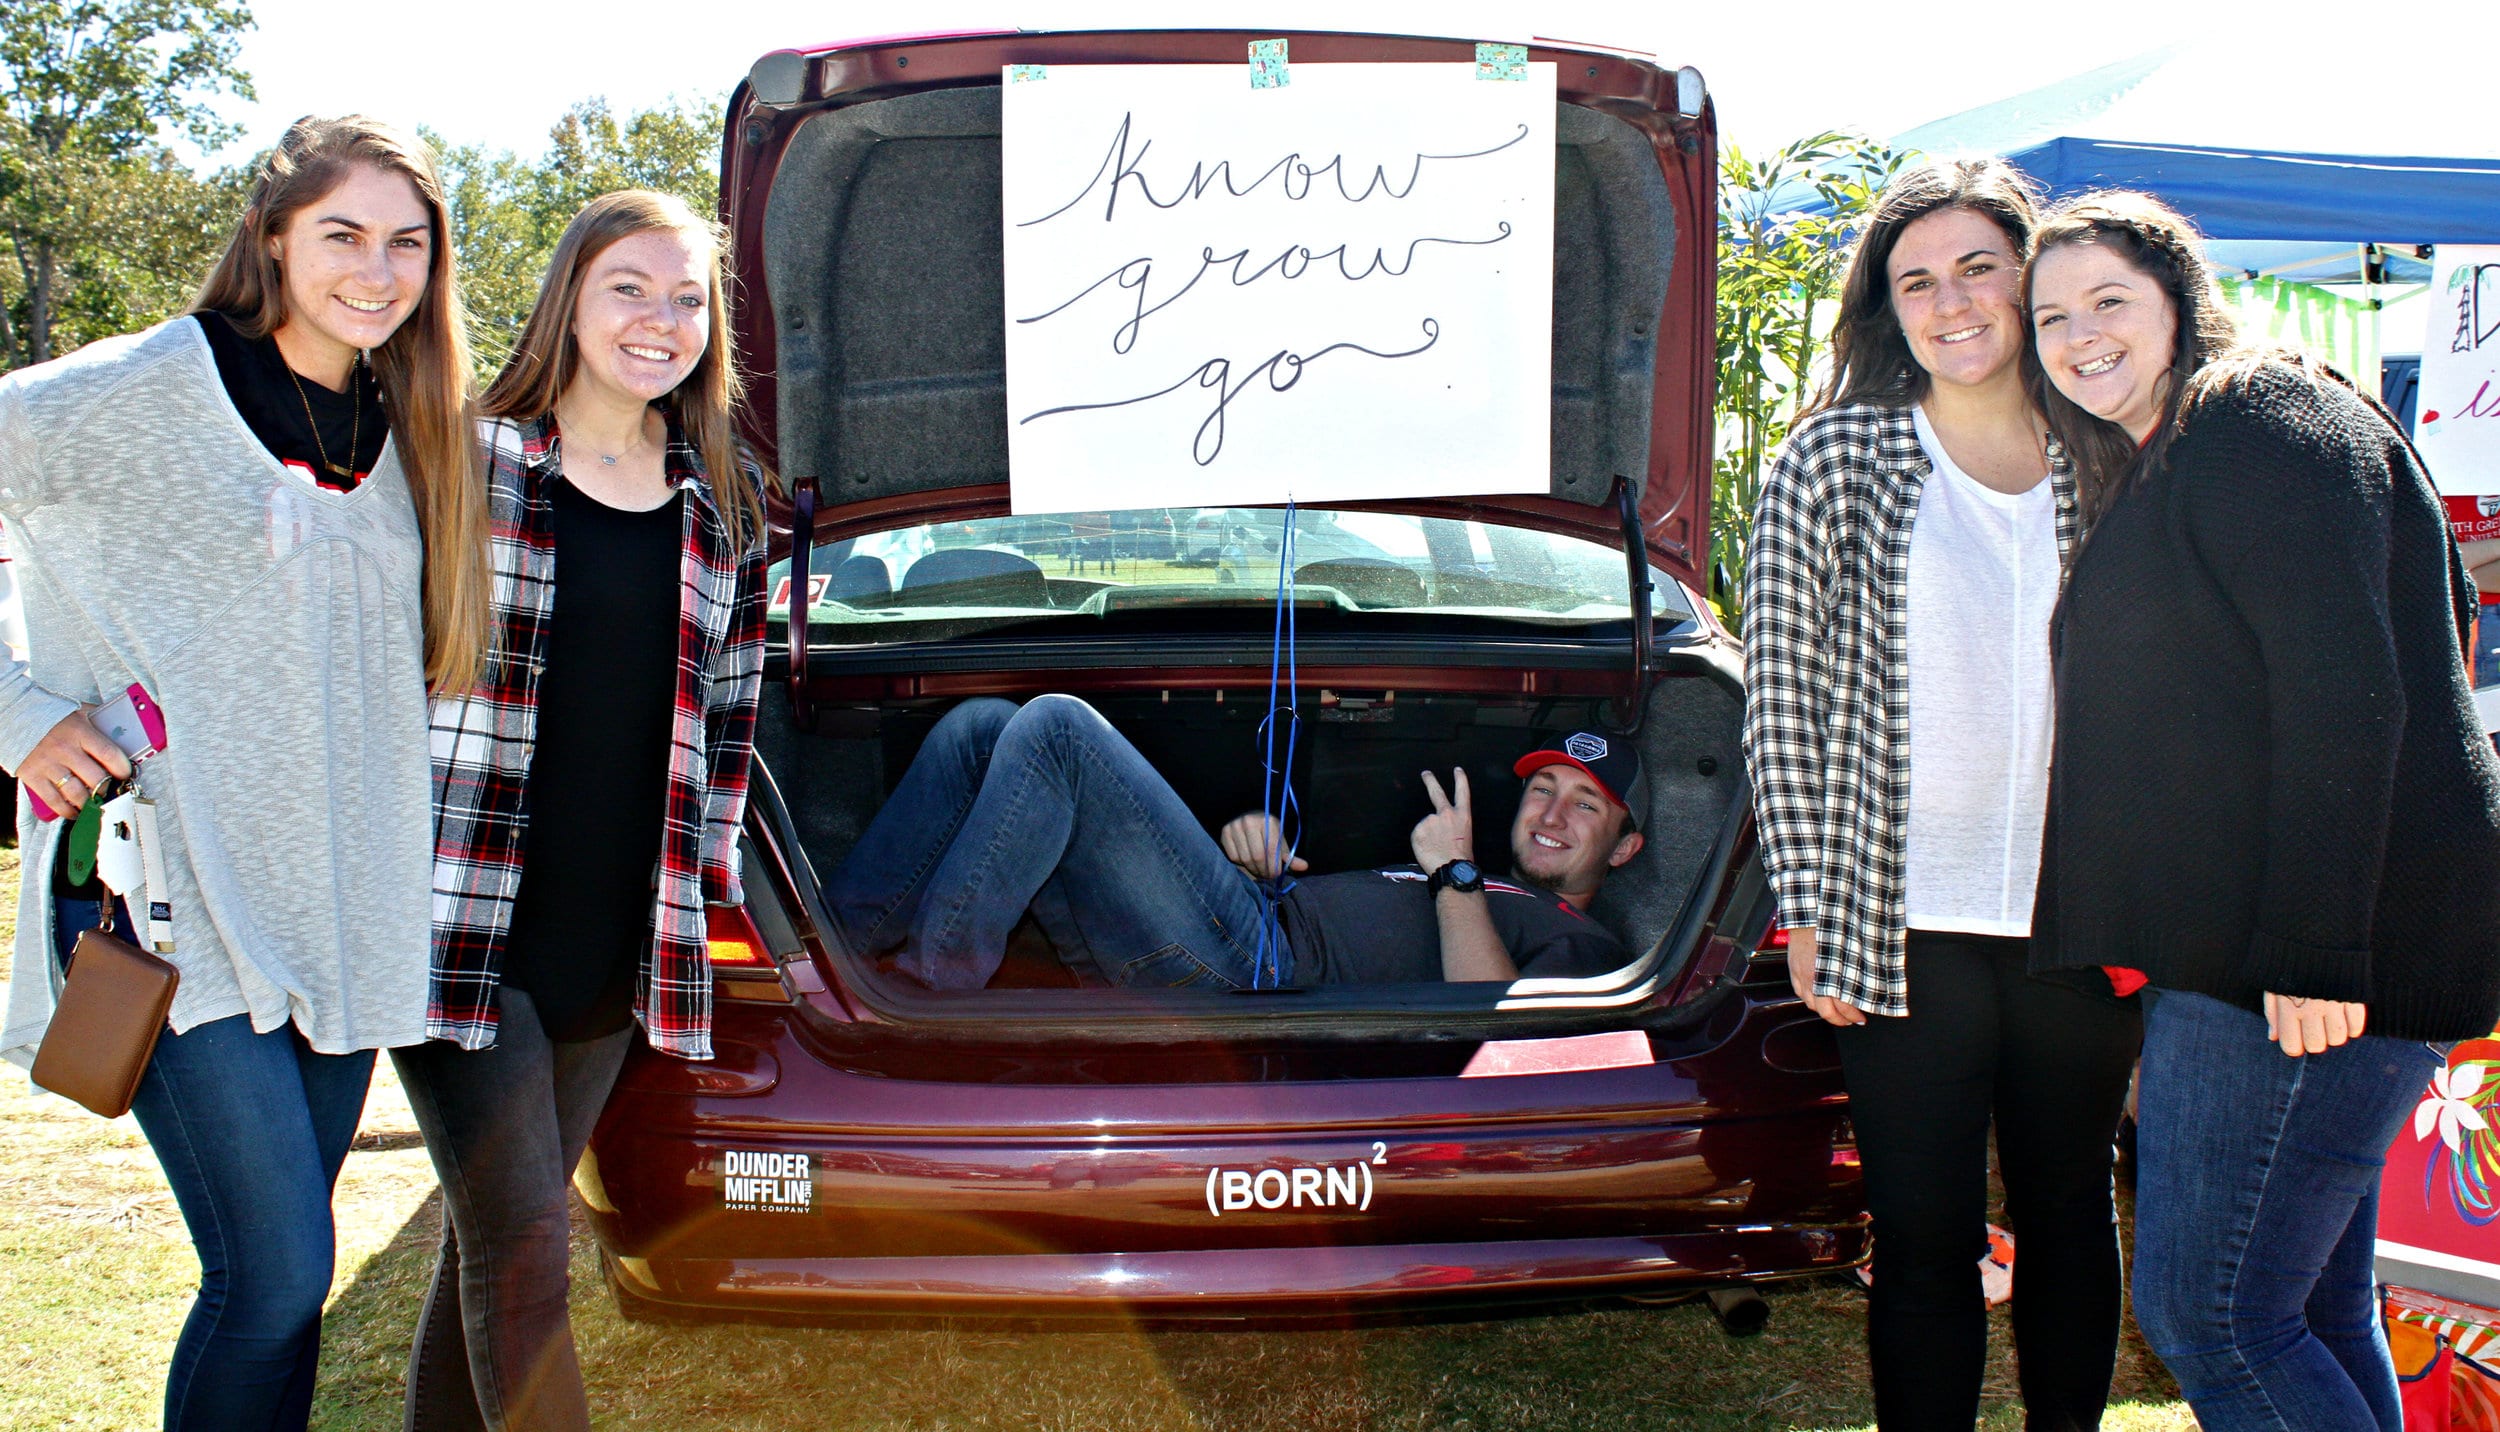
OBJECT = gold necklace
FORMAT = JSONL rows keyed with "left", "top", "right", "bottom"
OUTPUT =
{"left": 285, "top": 356, "right": 362, "bottom": 481}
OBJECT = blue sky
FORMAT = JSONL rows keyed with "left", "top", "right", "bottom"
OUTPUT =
{"left": 200, "top": 0, "right": 2477, "bottom": 361}
{"left": 203, "top": 0, "right": 2240, "bottom": 164}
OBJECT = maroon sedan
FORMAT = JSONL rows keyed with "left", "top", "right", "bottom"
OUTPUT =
{"left": 579, "top": 27, "right": 1864, "bottom": 1323}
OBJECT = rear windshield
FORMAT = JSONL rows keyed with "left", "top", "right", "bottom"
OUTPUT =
{"left": 770, "top": 507, "right": 1690, "bottom": 644}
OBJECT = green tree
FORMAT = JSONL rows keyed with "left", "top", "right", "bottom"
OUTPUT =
{"left": 1711, "top": 132, "right": 1909, "bottom": 628}
{"left": 434, "top": 95, "right": 721, "bottom": 375}
{"left": 0, "top": 0, "right": 255, "bottom": 369}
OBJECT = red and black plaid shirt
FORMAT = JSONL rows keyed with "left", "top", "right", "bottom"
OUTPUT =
{"left": 426, "top": 415, "right": 765, "bottom": 1059}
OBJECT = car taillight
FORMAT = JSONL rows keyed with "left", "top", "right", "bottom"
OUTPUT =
{"left": 1734, "top": 921, "right": 1799, "bottom": 989}
{"left": 706, "top": 904, "right": 776, "bottom": 970}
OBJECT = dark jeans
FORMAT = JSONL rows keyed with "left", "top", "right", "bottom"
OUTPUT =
{"left": 390, "top": 988, "right": 634, "bottom": 1432}
{"left": 51, "top": 896, "right": 375, "bottom": 1432}
{"left": 1834, "top": 931, "right": 2143, "bottom": 1431}
{"left": 2131, "top": 988, "right": 2444, "bottom": 1432}
{"left": 824, "top": 695, "right": 1278, "bottom": 990}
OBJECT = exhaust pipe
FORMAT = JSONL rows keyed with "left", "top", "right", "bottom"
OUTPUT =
{"left": 1707, "top": 1285, "right": 1769, "bottom": 1337}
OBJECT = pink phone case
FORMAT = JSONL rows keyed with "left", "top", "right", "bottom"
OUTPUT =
{"left": 29, "top": 684, "right": 164, "bottom": 822}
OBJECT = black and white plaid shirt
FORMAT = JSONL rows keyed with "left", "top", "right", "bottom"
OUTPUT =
{"left": 1739, "top": 402, "right": 2078, "bottom": 1015}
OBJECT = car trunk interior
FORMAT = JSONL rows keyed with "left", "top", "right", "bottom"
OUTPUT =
{"left": 752, "top": 666, "right": 1747, "bottom": 1006}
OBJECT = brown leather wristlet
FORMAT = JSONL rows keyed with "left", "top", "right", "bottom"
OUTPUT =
{"left": 32, "top": 911, "right": 178, "bottom": 1119}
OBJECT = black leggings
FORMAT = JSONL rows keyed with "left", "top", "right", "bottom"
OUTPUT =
{"left": 1836, "top": 932, "right": 2143, "bottom": 1431}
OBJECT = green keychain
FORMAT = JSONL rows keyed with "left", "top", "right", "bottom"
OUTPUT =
{"left": 64, "top": 796, "right": 102, "bottom": 887}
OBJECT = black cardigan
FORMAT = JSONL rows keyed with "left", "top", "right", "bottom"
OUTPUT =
{"left": 2034, "top": 362, "right": 2500, "bottom": 1041}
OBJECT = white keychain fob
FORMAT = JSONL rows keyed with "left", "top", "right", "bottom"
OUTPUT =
{"left": 93, "top": 791, "right": 145, "bottom": 898}
{"left": 91, "top": 790, "right": 175, "bottom": 953}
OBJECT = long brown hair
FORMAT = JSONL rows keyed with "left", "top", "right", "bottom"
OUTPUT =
{"left": 2021, "top": 191, "right": 2244, "bottom": 521}
{"left": 479, "top": 190, "right": 770, "bottom": 553}
{"left": 1803, "top": 158, "right": 2042, "bottom": 417}
{"left": 190, "top": 114, "right": 489, "bottom": 695}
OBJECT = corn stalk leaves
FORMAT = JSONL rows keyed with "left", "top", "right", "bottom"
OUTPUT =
{"left": 1711, "top": 131, "right": 1910, "bottom": 629}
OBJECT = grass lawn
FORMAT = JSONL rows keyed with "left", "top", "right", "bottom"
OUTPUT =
{"left": 0, "top": 844, "right": 2194, "bottom": 1430}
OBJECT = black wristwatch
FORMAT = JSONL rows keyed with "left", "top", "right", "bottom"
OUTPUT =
{"left": 1428, "top": 859, "right": 1484, "bottom": 895}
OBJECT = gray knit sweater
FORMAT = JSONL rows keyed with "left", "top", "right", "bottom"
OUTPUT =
{"left": 0, "top": 319, "right": 434, "bottom": 1063}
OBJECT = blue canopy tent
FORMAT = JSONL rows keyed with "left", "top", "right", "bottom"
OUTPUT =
{"left": 2000, "top": 137, "right": 2500, "bottom": 249}
{"left": 1862, "top": 39, "right": 2500, "bottom": 284}
{"left": 1747, "top": 39, "right": 2500, "bottom": 402}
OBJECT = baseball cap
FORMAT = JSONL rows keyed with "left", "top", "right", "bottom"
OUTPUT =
{"left": 1512, "top": 731, "right": 1647, "bottom": 829}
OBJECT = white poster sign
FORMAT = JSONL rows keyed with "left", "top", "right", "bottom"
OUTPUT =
{"left": 2420, "top": 245, "right": 2500, "bottom": 496}
{"left": 1001, "top": 62, "right": 1556, "bottom": 515}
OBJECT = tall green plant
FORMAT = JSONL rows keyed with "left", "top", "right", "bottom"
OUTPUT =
{"left": 430, "top": 96, "right": 722, "bottom": 379}
{"left": 0, "top": 0, "right": 254, "bottom": 370}
{"left": 1711, "top": 132, "right": 1908, "bottom": 629}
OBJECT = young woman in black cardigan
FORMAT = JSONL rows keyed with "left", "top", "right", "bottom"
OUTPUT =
{"left": 2026, "top": 191, "right": 2500, "bottom": 1432}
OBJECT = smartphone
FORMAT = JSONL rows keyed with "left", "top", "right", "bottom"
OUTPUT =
{"left": 29, "top": 683, "right": 165, "bottom": 822}
{"left": 92, "top": 685, "right": 167, "bottom": 764}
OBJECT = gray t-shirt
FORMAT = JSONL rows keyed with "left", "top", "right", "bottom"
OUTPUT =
{"left": 1281, "top": 867, "right": 1626, "bottom": 985}
{"left": 0, "top": 319, "right": 434, "bottom": 1062}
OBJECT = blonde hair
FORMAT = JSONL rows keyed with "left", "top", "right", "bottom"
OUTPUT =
{"left": 191, "top": 114, "right": 489, "bottom": 695}
{"left": 480, "top": 189, "right": 771, "bottom": 553}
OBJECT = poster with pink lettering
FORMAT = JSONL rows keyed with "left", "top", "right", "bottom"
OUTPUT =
{"left": 2422, "top": 246, "right": 2500, "bottom": 504}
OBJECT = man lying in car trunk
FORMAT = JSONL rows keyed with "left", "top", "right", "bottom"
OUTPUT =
{"left": 825, "top": 694, "right": 1647, "bottom": 990}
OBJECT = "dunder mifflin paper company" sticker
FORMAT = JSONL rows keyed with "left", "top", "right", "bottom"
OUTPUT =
{"left": 721, "top": 1150, "right": 813, "bottom": 1213}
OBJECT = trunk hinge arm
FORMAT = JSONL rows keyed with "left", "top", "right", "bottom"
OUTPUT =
{"left": 786, "top": 475, "right": 817, "bottom": 728}
{"left": 1611, "top": 473, "right": 1655, "bottom": 733}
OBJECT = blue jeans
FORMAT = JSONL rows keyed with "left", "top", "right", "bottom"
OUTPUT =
{"left": 52, "top": 897, "right": 375, "bottom": 1432}
{"left": 824, "top": 696, "right": 1279, "bottom": 990}
{"left": 2131, "top": 988, "right": 2444, "bottom": 1432}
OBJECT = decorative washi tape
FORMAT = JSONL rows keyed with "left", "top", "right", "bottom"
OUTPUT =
{"left": 1475, "top": 42, "right": 1527, "bottom": 81}
{"left": 1249, "top": 38, "right": 1288, "bottom": 89}
{"left": 1007, "top": 64, "right": 1046, "bottom": 83}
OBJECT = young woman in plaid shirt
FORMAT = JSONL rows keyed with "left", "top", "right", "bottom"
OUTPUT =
{"left": 1741, "top": 161, "right": 2143, "bottom": 1429}
{"left": 400, "top": 190, "right": 768, "bottom": 1430}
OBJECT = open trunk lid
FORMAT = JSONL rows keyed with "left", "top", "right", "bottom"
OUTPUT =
{"left": 721, "top": 29, "right": 1719, "bottom": 579}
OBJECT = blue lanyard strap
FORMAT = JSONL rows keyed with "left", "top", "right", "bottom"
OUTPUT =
{"left": 1253, "top": 502, "right": 1302, "bottom": 989}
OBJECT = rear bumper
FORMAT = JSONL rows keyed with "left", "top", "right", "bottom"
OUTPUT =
{"left": 581, "top": 994, "right": 1861, "bottom": 1323}
{"left": 602, "top": 1224, "right": 1869, "bottom": 1323}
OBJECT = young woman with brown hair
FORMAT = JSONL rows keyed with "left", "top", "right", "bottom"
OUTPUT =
{"left": 0, "top": 114, "right": 484, "bottom": 1428}
{"left": 399, "top": 188, "right": 769, "bottom": 1430}
{"left": 1742, "top": 159, "right": 2143, "bottom": 1429}
{"left": 2027, "top": 191, "right": 2500, "bottom": 1431}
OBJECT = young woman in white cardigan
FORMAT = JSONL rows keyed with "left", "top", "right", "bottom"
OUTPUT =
{"left": 0, "top": 115, "right": 486, "bottom": 1428}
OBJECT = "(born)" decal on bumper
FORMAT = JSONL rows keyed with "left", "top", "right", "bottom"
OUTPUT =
{"left": 1204, "top": 1143, "right": 1387, "bottom": 1216}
